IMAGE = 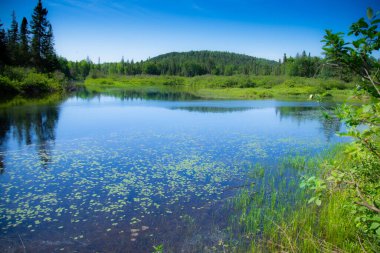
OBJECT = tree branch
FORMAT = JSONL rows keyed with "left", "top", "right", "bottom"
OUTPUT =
{"left": 364, "top": 68, "right": 380, "bottom": 96}
{"left": 350, "top": 173, "right": 380, "bottom": 213}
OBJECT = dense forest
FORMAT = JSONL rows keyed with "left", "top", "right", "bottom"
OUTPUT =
{"left": 84, "top": 51, "right": 345, "bottom": 80}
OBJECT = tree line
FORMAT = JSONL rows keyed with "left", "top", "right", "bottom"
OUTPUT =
{"left": 74, "top": 51, "right": 348, "bottom": 81}
{"left": 0, "top": 0, "right": 353, "bottom": 82}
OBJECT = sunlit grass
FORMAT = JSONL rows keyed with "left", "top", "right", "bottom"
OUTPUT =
{"left": 84, "top": 75, "right": 357, "bottom": 101}
{"left": 230, "top": 145, "right": 374, "bottom": 252}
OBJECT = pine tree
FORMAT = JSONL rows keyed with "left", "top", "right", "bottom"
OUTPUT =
{"left": 20, "top": 17, "right": 29, "bottom": 66}
{"left": 41, "top": 23, "right": 57, "bottom": 71}
{"left": 7, "top": 11, "right": 19, "bottom": 65}
{"left": 0, "top": 20, "right": 8, "bottom": 65}
{"left": 31, "top": 0, "right": 52, "bottom": 71}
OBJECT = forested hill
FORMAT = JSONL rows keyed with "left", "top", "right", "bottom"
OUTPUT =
{"left": 149, "top": 51, "right": 277, "bottom": 66}
{"left": 144, "top": 50, "right": 279, "bottom": 76}
{"left": 68, "top": 50, "right": 337, "bottom": 80}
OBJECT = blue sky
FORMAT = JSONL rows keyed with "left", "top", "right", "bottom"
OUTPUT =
{"left": 1, "top": 0, "right": 379, "bottom": 62}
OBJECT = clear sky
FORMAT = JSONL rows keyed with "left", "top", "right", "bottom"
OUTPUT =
{"left": 1, "top": 0, "right": 379, "bottom": 62}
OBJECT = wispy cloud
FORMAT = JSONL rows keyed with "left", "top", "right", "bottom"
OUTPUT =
{"left": 48, "top": 0, "right": 151, "bottom": 18}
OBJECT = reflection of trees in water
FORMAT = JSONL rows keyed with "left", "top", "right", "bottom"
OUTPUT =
{"left": 0, "top": 115, "right": 10, "bottom": 172}
{"left": 0, "top": 105, "right": 60, "bottom": 171}
{"left": 76, "top": 87, "right": 201, "bottom": 101}
{"left": 171, "top": 106, "right": 253, "bottom": 113}
{"left": 276, "top": 106, "right": 341, "bottom": 141}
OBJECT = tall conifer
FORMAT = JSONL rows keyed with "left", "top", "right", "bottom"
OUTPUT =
{"left": 20, "top": 17, "right": 29, "bottom": 65}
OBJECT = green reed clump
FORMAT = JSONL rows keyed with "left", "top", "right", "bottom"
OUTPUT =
{"left": 230, "top": 145, "right": 376, "bottom": 252}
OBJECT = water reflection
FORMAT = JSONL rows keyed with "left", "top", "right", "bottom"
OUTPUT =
{"left": 0, "top": 103, "right": 61, "bottom": 171}
{"left": 171, "top": 106, "right": 253, "bottom": 113}
{"left": 76, "top": 87, "right": 201, "bottom": 101}
{"left": 276, "top": 106, "right": 341, "bottom": 141}
{"left": 0, "top": 93, "right": 344, "bottom": 170}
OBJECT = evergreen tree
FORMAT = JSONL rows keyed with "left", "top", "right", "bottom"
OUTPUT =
{"left": 31, "top": 0, "right": 53, "bottom": 71}
{"left": 19, "top": 17, "right": 29, "bottom": 66}
{"left": 0, "top": 20, "right": 8, "bottom": 65}
{"left": 41, "top": 23, "right": 57, "bottom": 71}
{"left": 7, "top": 11, "right": 19, "bottom": 65}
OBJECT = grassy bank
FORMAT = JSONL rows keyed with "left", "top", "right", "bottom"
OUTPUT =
{"left": 84, "top": 75, "right": 356, "bottom": 100}
{"left": 230, "top": 144, "right": 380, "bottom": 252}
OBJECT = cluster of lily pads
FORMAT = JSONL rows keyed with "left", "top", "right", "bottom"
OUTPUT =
{"left": 0, "top": 129, "right": 328, "bottom": 242}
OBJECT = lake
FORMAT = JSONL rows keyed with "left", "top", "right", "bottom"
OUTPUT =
{"left": 0, "top": 92, "right": 346, "bottom": 252}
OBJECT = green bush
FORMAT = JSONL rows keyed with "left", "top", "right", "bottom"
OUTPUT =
{"left": 1, "top": 66, "right": 28, "bottom": 82}
{"left": 238, "top": 78, "right": 256, "bottom": 88}
{"left": 222, "top": 78, "right": 238, "bottom": 88}
{"left": 163, "top": 77, "right": 185, "bottom": 86}
{"left": 283, "top": 79, "right": 297, "bottom": 87}
{"left": 0, "top": 76, "right": 20, "bottom": 96}
{"left": 0, "top": 67, "right": 67, "bottom": 97}
{"left": 20, "top": 72, "right": 59, "bottom": 95}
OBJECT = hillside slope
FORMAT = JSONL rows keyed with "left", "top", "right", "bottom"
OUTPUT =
{"left": 144, "top": 50, "right": 279, "bottom": 76}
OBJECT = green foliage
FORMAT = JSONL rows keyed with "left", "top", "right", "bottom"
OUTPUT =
{"left": 0, "top": 20, "right": 7, "bottom": 65}
{"left": 84, "top": 75, "right": 355, "bottom": 101}
{"left": 0, "top": 0, "right": 58, "bottom": 74}
{"left": 302, "top": 7, "right": 380, "bottom": 245}
{"left": 162, "top": 77, "right": 185, "bottom": 86}
{"left": 19, "top": 17, "right": 29, "bottom": 66}
{"left": 152, "top": 244, "right": 164, "bottom": 253}
{"left": 20, "top": 72, "right": 59, "bottom": 95}
{"left": 0, "top": 75, "right": 19, "bottom": 95}
{"left": 300, "top": 176, "right": 326, "bottom": 206}
{"left": 322, "top": 8, "right": 380, "bottom": 98}
{"left": 232, "top": 149, "right": 375, "bottom": 252}
{"left": 31, "top": 0, "right": 57, "bottom": 71}
{"left": 147, "top": 51, "right": 278, "bottom": 76}
{"left": 229, "top": 8, "right": 380, "bottom": 252}
{"left": 0, "top": 66, "right": 62, "bottom": 97}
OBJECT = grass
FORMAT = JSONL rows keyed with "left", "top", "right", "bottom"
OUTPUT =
{"left": 229, "top": 145, "right": 378, "bottom": 252}
{"left": 84, "top": 75, "right": 357, "bottom": 101}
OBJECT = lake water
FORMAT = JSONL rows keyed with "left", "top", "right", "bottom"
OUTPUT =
{"left": 0, "top": 93, "right": 345, "bottom": 252}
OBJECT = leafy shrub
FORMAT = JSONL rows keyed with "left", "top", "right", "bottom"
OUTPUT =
{"left": 238, "top": 78, "right": 256, "bottom": 88}
{"left": 20, "top": 72, "right": 59, "bottom": 95}
{"left": 321, "top": 79, "right": 351, "bottom": 90}
{"left": 100, "top": 80, "right": 114, "bottom": 85}
{"left": 283, "top": 79, "right": 297, "bottom": 87}
{"left": 0, "top": 76, "right": 20, "bottom": 96}
{"left": 163, "top": 77, "right": 184, "bottom": 86}
{"left": 1, "top": 66, "right": 28, "bottom": 82}
{"left": 222, "top": 78, "right": 238, "bottom": 88}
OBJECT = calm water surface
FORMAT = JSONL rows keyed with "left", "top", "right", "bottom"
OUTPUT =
{"left": 0, "top": 93, "right": 345, "bottom": 252}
